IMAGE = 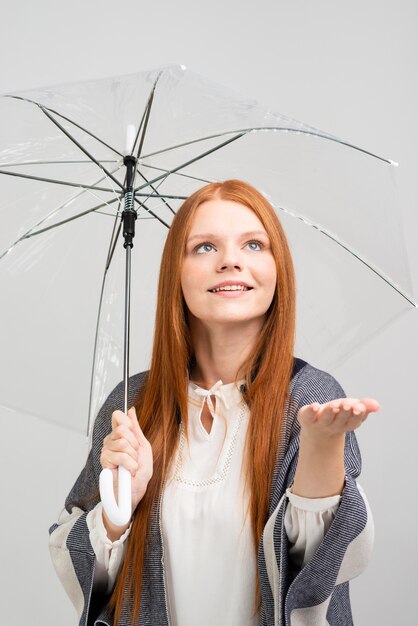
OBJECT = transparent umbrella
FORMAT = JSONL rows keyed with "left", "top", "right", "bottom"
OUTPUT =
{"left": 0, "top": 65, "right": 415, "bottom": 496}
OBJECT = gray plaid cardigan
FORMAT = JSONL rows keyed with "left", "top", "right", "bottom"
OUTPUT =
{"left": 49, "top": 358, "right": 374, "bottom": 626}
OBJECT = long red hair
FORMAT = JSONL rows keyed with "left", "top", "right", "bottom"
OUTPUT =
{"left": 109, "top": 179, "right": 296, "bottom": 624}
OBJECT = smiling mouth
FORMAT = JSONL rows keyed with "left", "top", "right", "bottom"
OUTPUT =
{"left": 209, "top": 286, "right": 253, "bottom": 293}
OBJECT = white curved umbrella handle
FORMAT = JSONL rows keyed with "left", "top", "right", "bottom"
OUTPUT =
{"left": 99, "top": 466, "right": 132, "bottom": 527}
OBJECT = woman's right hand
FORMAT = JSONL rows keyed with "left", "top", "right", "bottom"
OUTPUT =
{"left": 100, "top": 407, "right": 153, "bottom": 515}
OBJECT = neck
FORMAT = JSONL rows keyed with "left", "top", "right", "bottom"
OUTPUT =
{"left": 188, "top": 316, "right": 263, "bottom": 389}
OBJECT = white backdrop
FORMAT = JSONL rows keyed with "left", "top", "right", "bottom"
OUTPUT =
{"left": 0, "top": 1, "right": 417, "bottom": 624}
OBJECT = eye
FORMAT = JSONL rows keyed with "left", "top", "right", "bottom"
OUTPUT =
{"left": 194, "top": 242, "right": 215, "bottom": 254}
{"left": 246, "top": 240, "right": 263, "bottom": 251}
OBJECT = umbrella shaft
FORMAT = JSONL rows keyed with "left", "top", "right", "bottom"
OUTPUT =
{"left": 123, "top": 244, "right": 131, "bottom": 415}
{"left": 122, "top": 154, "right": 137, "bottom": 413}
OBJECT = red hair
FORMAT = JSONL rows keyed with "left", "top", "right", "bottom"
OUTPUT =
{"left": 110, "top": 179, "right": 296, "bottom": 623}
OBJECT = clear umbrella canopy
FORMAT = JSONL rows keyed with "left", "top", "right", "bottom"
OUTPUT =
{"left": 0, "top": 65, "right": 415, "bottom": 435}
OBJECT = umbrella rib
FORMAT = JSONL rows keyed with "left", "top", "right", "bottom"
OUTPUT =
{"left": 84, "top": 76, "right": 170, "bottom": 430}
{"left": 88, "top": 72, "right": 165, "bottom": 428}
{"left": 36, "top": 163, "right": 123, "bottom": 237}
{"left": 4, "top": 92, "right": 395, "bottom": 166}
{"left": 0, "top": 159, "right": 120, "bottom": 168}
{"left": 36, "top": 104, "right": 124, "bottom": 190}
{"left": 131, "top": 101, "right": 150, "bottom": 159}
{"left": 135, "top": 153, "right": 184, "bottom": 222}
{"left": 1, "top": 188, "right": 171, "bottom": 247}
{"left": 140, "top": 127, "right": 395, "bottom": 166}
{"left": 19, "top": 197, "right": 122, "bottom": 239}
{"left": 140, "top": 162, "right": 212, "bottom": 185}
{"left": 135, "top": 131, "right": 247, "bottom": 193}
{"left": 125, "top": 73, "right": 178, "bottom": 217}
{"left": 136, "top": 169, "right": 176, "bottom": 216}
{"left": 0, "top": 165, "right": 125, "bottom": 260}
{"left": 5, "top": 95, "right": 124, "bottom": 158}
{"left": 105, "top": 217, "right": 123, "bottom": 271}
{"left": 274, "top": 203, "right": 417, "bottom": 307}
{"left": 96, "top": 210, "right": 156, "bottom": 218}
{"left": 0, "top": 168, "right": 116, "bottom": 193}
{"left": 0, "top": 209, "right": 105, "bottom": 258}
{"left": 7, "top": 190, "right": 172, "bottom": 242}
{"left": 139, "top": 128, "right": 253, "bottom": 159}
{"left": 6, "top": 94, "right": 393, "bottom": 165}
{"left": 0, "top": 401, "right": 84, "bottom": 434}
{"left": 133, "top": 196, "right": 171, "bottom": 228}
{"left": 135, "top": 192, "right": 188, "bottom": 199}
{"left": 134, "top": 73, "right": 160, "bottom": 160}
{"left": 321, "top": 236, "right": 416, "bottom": 307}
{"left": 87, "top": 211, "right": 123, "bottom": 435}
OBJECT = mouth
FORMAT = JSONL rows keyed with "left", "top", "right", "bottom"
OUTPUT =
{"left": 208, "top": 286, "right": 253, "bottom": 293}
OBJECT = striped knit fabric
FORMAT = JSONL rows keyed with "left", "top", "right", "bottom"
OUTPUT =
{"left": 49, "top": 359, "right": 373, "bottom": 626}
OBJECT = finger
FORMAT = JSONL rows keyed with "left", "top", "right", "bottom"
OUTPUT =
{"left": 100, "top": 450, "right": 117, "bottom": 470}
{"left": 101, "top": 441, "right": 136, "bottom": 472}
{"left": 110, "top": 424, "right": 140, "bottom": 452}
{"left": 102, "top": 449, "right": 139, "bottom": 476}
{"left": 297, "top": 404, "right": 317, "bottom": 427}
{"left": 329, "top": 398, "right": 352, "bottom": 412}
{"left": 333, "top": 399, "right": 363, "bottom": 416}
{"left": 339, "top": 399, "right": 371, "bottom": 431}
{"left": 360, "top": 398, "right": 381, "bottom": 413}
{"left": 111, "top": 409, "right": 131, "bottom": 431}
{"left": 345, "top": 399, "right": 380, "bottom": 421}
{"left": 352, "top": 401, "right": 366, "bottom": 416}
{"left": 316, "top": 400, "right": 343, "bottom": 425}
{"left": 339, "top": 398, "right": 360, "bottom": 411}
{"left": 335, "top": 400, "right": 364, "bottom": 429}
{"left": 299, "top": 401, "right": 320, "bottom": 414}
{"left": 101, "top": 449, "right": 138, "bottom": 475}
{"left": 345, "top": 410, "right": 368, "bottom": 431}
{"left": 110, "top": 411, "right": 142, "bottom": 451}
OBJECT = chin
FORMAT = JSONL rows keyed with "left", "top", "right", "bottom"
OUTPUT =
{"left": 206, "top": 314, "right": 265, "bottom": 326}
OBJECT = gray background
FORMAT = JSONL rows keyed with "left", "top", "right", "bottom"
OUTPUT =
{"left": 1, "top": 1, "right": 417, "bottom": 624}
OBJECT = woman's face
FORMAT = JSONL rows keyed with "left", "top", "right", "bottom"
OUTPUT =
{"left": 181, "top": 198, "right": 277, "bottom": 330}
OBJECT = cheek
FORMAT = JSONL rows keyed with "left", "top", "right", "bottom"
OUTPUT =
{"left": 264, "top": 266, "right": 277, "bottom": 304}
{"left": 181, "top": 257, "right": 207, "bottom": 285}
{"left": 180, "top": 262, "right": 199, "bottom": 302}
{"left": 260, "top": 258, "right": 277, "bottom": 288}
{"left": 180, "top": 275, "right": 189, "bottom": 303}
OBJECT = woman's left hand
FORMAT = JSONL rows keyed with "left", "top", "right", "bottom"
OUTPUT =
{"left": 292, "top": 398, "right": 380, "bottom": 498}
{"left": 297, "top": 397, "right": 381, "bottom": 444}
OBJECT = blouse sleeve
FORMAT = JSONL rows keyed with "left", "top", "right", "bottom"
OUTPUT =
{"left": 284, "top": 485, "right": 342, "bottom": 571}
{"left": 49, "top": 371, "right": 148, "bottom": 626}
{"left": 86, "top": 502, "right": 132, "bottom": 594}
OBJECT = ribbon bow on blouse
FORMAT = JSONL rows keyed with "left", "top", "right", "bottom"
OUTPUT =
{"left": 193, "top": 380, "right": 230, "bottom": 417}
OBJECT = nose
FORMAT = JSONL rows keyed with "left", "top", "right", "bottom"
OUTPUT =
{"left": 217, "top": 244, "right": 243, "bottom": 271}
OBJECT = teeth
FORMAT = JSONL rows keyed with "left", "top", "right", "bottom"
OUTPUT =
{"left": 211, "top": 285, "right": 249, "bottom": 292}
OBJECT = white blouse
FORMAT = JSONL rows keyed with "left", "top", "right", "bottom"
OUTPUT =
{"left": 87, "top": 378, "right": 342, "bottom": 624}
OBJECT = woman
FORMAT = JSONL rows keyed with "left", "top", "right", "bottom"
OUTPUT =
{"left": 49, "top": 179, "right": 378, "bottom": 626}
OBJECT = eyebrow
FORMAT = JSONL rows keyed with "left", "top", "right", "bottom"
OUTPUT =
{"left": 187, "top": 230, "right": 269, "bottom": 244}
